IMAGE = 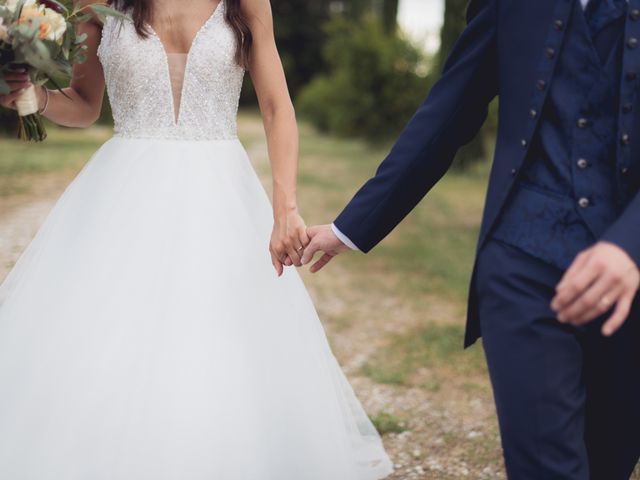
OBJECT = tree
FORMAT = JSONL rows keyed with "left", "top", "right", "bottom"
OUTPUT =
{"left": 269, "top": 0, "right": 333, "bottom": 98}
{"left": 382, "top": 0, "right": 399, "bottom": 33}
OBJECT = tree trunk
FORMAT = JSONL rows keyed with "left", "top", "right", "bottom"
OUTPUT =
{"left": 382, "top": 0, "right": 399, "bottom": 33}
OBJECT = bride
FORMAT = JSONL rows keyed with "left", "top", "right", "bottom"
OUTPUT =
{"left": 0, "top": 0, "right": 393, "bottom": 478}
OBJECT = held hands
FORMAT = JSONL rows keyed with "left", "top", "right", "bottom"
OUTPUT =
{"left": 270, "top": 209, "right": 310, "bottom": 276}
{"left": 551, "top": 242, "right": 640, "bottom": 336}
{"left": 300, "top": 224, "right": 350, "bottom": 273}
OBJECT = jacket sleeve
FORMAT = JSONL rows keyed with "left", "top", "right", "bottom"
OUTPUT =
{"left": 333, "top": 0, "right": 499, "bottom": 253}
{"left": 601, "top": 193, "right": 640, "bottom": 267}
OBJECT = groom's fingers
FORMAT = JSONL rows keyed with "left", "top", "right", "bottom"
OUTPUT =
{"left": 310, "top": 253, "right": 334, "bottom": 273}
{"left": 556, "top": 276, "right": 621, "bottom": 325}
{"left": 552, "top": 263, "right": 599, "bottom": 313}
{"left": 602, "top": 292, "right": 634, "bottom": 336}
{"left": 301, "top": 240, "right": 320, "bottom": 265}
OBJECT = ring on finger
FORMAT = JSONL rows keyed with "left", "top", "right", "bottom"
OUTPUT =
{"left": 601, "top": 296, "right": 612, "bottom": 308}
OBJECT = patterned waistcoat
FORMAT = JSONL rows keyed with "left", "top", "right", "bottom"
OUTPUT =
{"left": 491, "top": 0, "right": 630, "bottom": 269}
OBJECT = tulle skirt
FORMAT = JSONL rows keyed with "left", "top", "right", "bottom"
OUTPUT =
{"left": 0, "top": 137, "right": 393, "bottom": 479}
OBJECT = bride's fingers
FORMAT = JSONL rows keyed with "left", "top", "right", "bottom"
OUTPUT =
{"left": 270, "top": 251, "right": 284, "bottom": 277}
{"left": 299, "top": 227, "right": 311, "bottom": 249}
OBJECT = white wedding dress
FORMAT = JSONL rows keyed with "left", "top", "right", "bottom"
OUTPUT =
{"left": 0, "top": 2, "right": 393, "bottom": 479}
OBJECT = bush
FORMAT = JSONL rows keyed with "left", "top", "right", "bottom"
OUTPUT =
{"left": 297, "top": 15, "right": 428, "bottom": 142}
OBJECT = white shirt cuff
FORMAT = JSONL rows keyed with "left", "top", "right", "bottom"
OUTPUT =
{"left": 331, "top": 223, "right": 360, "bottom": 251}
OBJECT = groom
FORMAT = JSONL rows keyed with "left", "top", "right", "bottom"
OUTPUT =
{"left": 302, "top": 0, "right": 640, "bottom": 478}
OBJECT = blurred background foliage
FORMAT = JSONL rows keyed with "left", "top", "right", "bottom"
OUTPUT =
{"left": 1, "top": 0, "right": 497, "bottom": 169}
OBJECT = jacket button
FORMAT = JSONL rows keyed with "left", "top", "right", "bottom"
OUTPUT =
{"left": 628, "top": 37, "right": 638, "bottom": 49}
{"left": 623, "top": 103, "right": 633, "bottom": 113}
{"left": 577, "top": 158, "right": 589, "bottom": 169}
{"left": 627, "top": 71, "right": 637, "bottom": 81}
{"left": 554, "top": 19, "right": 564, "bottom": 31}
{"left": 621, "top": 133, "right": 630, "bottom": 145}
{"left": 631, "top": 9, "right": 640, "bottom": 21}
{"left": 546, "top": 47, "right": 556, "bottom": 59}
{"left": 536, "top": 79, "right": 547, "bottom": 91}
{"left": 529, "top": 109, "right": 538, "bottom": 119}
{"left": 578, "top": 197, "right": 590, "bottom": 208}
{"left": 577, "top": 118, "right": 589, "bottom": 128}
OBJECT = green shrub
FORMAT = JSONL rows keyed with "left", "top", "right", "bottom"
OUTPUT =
{"left": 370, "top": 411, "right": 407, "bottom": 435}
{"left": 297, "top": 15, "right": 428, "bottom": 142}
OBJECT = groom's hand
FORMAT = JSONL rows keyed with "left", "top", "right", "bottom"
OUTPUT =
{"left": 551, "top": 242, "right": 640, "bottom": 336}
{"left": 301, "top": 225, "right": 351, "bottom": 273}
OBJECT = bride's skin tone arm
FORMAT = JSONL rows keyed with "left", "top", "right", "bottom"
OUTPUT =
{"left": 0, "top": 2, "right": 104, "bottom": 127}
{"left": 243, "top": 0, "right": 309, "bottom": 276}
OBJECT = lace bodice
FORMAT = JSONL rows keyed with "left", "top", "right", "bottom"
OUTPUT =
{"left": 97, "top": 1, "right": 245, "bottom": 141}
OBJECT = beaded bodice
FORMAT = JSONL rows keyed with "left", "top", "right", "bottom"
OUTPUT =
{"left": 97, "top": 1, "right": 245, "bottom": 141}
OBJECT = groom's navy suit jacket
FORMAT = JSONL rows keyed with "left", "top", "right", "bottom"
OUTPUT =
{"left": 333, "top": 0, "right": 640, "bottom": 346}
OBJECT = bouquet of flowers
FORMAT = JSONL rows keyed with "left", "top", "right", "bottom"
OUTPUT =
{"left": 0, "top": 0, "right": 126, "bottom": 141}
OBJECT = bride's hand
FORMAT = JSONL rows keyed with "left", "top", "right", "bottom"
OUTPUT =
{"left": 0, "top": 70, "right": 35, "bottom": 110}
{"left": 270, "top": 210, "right": 310, "bottom": 276}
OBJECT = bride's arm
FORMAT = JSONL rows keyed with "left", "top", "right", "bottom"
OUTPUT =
{"left": 243, "top": 0, "right": 308, "bottom": 275}
{"left": 0, "top": 1, "right": 105, "bottom": 128}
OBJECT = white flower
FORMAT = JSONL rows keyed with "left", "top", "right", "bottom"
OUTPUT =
{"left": 40, "top": 6, "right": 66, "bottom": 44}
{"left": 6, "top": 0, "right": 37, "bottom": 12}
{"left": 15, "top": 1, "right": 66, "bottom": 45}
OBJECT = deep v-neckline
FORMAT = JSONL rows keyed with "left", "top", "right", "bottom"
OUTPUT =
{"left": 146, "top": 1, "right": 223, "bottom": 125}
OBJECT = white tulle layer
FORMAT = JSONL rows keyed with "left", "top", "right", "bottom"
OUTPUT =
{"left": 0, "top": 137, "right": 393, "bottom": 480}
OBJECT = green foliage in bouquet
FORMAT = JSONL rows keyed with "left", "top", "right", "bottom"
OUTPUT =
{"left": 0, "top": 0, "right": 127, "bottom": 141}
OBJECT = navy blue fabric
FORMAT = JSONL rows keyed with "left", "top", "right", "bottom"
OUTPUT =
{"left": 491, "top": 0, "right": 624, "bottom": 270}
{"left": 477, "top": 239, "right": 640, "bottom": 479}
{"left": 585, "top": 0, "right": 628, "bottom": 45}
{"left": 331, "top": 0, "right": 640, "bottom": 346}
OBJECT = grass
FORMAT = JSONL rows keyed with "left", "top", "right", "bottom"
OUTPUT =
{"left": 370, "top": 411, "right": 407, "bottom": 435}
{"left": 362, "top": 324, "right": 487, "bottom": 388}
{"left": 0, "top": 124, "right": 111, "bottom": 196}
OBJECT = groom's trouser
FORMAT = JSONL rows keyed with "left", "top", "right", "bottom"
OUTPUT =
{"left": 476, "top": 239, "right": 640, "bottom": 480}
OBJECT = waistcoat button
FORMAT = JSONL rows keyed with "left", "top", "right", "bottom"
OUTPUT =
{"left": 578, "top": 197, "right": 590, "bottom": 208}
{"left": 536, "top": 79, "right": 547, "bottom": 91}
{"left": 546, "top": 48, "right": 556, "bottom": 59}
{"left": 521, "top": 139, "right": 528, "bottom": 148}
{"left": 621, "top": 133, "right": 630, "bottom": 145}
{"left": 632, "top": 9, "right": 640, "bottom": 21}
{"left": 529, "top": 109, "right": 538, "bottom": 119}
{"left": 627, "top": 71, "right": 637, "bottom": 81}
{"left": 577, "top": 158, "right": 589, "bottom": 169}
{"left": 628, "top": 37, "right": 638, "bottom": 49}
{"left": 623, "top": 103, "right": 633, "bottom": 114}
{"left": 554, "top": 20, "right": 564, "bottom": 31}
{"left": 577, "top": 118, "right": 589, "bottom": 128}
